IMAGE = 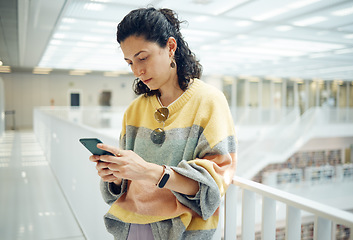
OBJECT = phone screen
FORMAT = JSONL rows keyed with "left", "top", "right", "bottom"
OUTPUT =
{"left": 79, "top": 138, "right": 114, "bottom": 156}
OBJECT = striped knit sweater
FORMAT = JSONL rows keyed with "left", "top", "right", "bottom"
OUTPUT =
{"left": 100, "top": 79, "right": 237, "bottom": 240}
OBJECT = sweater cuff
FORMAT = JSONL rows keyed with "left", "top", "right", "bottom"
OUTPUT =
{"left": 170, "top": 161, "right": 220, "bottom": 220}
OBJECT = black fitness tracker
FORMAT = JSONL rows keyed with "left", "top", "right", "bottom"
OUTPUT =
{"left": 157, "top": 165, "right": 171, "bottom": 188}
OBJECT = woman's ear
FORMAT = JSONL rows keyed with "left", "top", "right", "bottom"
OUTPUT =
{"left": 167, "top": 37, "right": 177, "bottom": 56}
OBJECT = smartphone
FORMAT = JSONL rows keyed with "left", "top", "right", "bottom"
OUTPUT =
{"left": 79, "top": 138, "right": 114, "bottom": 156}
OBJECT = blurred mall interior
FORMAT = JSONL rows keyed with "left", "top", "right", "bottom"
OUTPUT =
{"left": 0, "top": 0, "right": 353, "bottom": 239}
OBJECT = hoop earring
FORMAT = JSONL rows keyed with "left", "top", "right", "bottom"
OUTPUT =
{"left": 170, "top": 61, "right": 176, "bottom": 68}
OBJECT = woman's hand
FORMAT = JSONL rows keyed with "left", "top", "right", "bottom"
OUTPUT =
{"left": 89, "top": 153, "right": 122, "bottom": 185}
{"left": 93, "top": 143, "right": 162, "bottom": 185}
{"left": 90, "top": 143, "right": 199, "bottom": 195}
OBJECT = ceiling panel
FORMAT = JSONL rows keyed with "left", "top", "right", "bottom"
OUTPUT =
{"left": 157, "top": 0, "right": 251, "bottom": 16}
{"left": 1, "top": 0, "right": 352, "bottom": 80}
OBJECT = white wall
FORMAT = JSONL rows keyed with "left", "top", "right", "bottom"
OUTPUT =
{"left": 0, "top": 77, "right": 4, "bottom": 136}
{"left": 1, "top": 72, "right": 135, "bottom": 129}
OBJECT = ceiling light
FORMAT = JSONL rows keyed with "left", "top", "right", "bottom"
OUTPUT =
{"left": 234, "top": 20, "right": 252, "bottom": 27}
{"left": 248, "top": 77, "right": 260, "bottom": 82}
{"left": 316, "top": 30, "right": 329, "bottom": 35}
{"left": 33, "top": 67, "right": 52, "bottom": 71}
{"left": 50, "top": 40, "right": 62, "bottom": 45}
{"left": 0, "top": 66, "right": 11, "bottom": 73}
{"left": 97, "top": 21, "right": 116, "bottom": 27}
{"left": 84, "top": 3, "right": 104, "bottom": 11}
{"left": 309, "top": 53, "right": 329, "bottom": 58}
{"left": 59, "top": 26, "right": 71, "bottom": 31}
{"left": 193, "top": 0, "right": 212, "bottom": 4}
{"left": 331, "top": 6, "right": 353, "bottom": 16}
{"left": 72, "top": 47, "right": 89, "bottom": 53}
{"left": 76, "top": 42, "right": 97, "bottom": 47}
{"left": 194, "top": 15, "right": 210, "bottom": 22}
{"left": 33, "top": 67, "right": 53, "bottom": 75}
{"left": 288, "top": 0, "right": 321, "bottom": 9}
{"left": 292, "top": 16, "right": 327, "bottom": 26}
{"left": 290, "top": 77, "right": 304, "bottom": 82}
{"left": 69, "top": 72, "right": 86, "bottom": 76}
{"left": 218, "top": 51, "right": 279, "bottom": 60}
{"left": 258, "top": 38, "right": 343, "bottom": 53}
{"left": 181, "top": 29, "right": 220, "bottom": 37}
{"left": 104, "top": 72, "right": 119, "bottom": 77}
{"left": 275, "top": 25, "right": 293, "bottom": 32}
{"left": 265, "top": 76, "right": 282, "bottom": 82}
{"left": 220, "top": 39, "right": 231, "bottom": 45}
{"left": 334, "top": 48, "right": 353, "bottom": 54}
{"left": 313, "top": 66, "right": 353, "bottom": 74}
{"left": 223, "top": 76, "right": 235, "bottom": 84}
{"left": 236, "top": 46, "right": 304, "bottom": 56}
{"left": 82, "top": 36, "right": 105, "bottom": 42}
{"left": 200, "top": 45, "right": 213, "bottom": 50}
{"left": 53, "top": 33, "right": 66, "bottom": 39}
{"left": 344, "top": 34, "right": 353, "bottom": 39}
{"left": 103, "top": 70, "right": 129, "bottom": 77}
{"left": 252, "top": 0, "right": 321, "bottom": 21}
{"left": 90, "top": 28, "right": 113, "bottom": 34}
{"left": 236, "top": 34, "right": 248, "bottom": 40}
{"left": 213, "top": 0, "right": 250, "bottom": 15}
{"left": 62, "top": 18, "right": 76, "bottom": 23}
{"left": 252, "top": 8, "right": 288, "bottom": 21}
{"left": 69, "top": 69, "right": 92, "bottom": 76}
{"left": 183, "top": 36, "right": 205, "bottom": 43}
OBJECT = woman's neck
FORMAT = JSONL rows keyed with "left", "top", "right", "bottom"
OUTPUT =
{"left": 158, "top": 74, "right": 184, "bottom": 107}
{"left": 158, "top": 87, "right": 184, "bottom": 107}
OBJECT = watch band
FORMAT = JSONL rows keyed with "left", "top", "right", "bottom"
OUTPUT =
{"left": 156, "top": 165, "right": 171, "bottom": 188}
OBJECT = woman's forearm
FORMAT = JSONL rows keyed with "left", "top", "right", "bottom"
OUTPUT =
{"left": 145, "top": 163, "right": 199, "bottom": 196}
{"left": 165, "top": 169, "right": 200, "bottom": 196}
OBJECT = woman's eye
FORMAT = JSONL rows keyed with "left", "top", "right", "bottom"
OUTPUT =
{"left": 140, "top": 57, "right": 147, "bottom": 61}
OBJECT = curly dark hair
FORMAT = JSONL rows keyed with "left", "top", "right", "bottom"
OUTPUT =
{"left": 116, "top": 7, "right": 202, "bottom": 96}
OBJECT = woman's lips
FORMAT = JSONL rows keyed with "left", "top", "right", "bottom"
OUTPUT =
{"left": 142, "top": 78, "right": 152, "bottom": 84}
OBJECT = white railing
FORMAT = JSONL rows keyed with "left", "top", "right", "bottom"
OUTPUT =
{"left": 224, "top": 176, "right": 353, "bottom": 240}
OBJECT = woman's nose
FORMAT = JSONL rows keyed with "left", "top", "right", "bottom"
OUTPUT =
{"left": 132, "top": 65, "right": 144, "bottom": 77}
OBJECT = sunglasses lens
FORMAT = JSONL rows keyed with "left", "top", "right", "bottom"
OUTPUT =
{"left": 154, "top": 107, "right": 169, "bottom": 123}
{"left": 151, "top": 128, "right": 166, "bottom": 144}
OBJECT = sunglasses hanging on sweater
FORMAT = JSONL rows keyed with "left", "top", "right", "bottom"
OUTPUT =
{"left": 151, "top": 107, "right": 169, "bottom": 145}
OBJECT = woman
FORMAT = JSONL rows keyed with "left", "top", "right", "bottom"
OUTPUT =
{"left": 90, "top": 7, "right": 237, "bottom": 240}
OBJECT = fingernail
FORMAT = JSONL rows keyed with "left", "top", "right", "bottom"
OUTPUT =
{"left": 97, "top": 143, "right": 103, "bottom": 147}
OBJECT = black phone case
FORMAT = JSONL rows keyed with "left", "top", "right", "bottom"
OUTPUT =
{"left": 79, "top": 138, "right": 114, "bottom": 156}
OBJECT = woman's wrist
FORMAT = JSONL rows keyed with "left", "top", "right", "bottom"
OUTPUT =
{"left": 150, "top": 164, "right": 199, "bottom": 196}
{"left": 145, "top": 163, "right": 165, "bottom": 186}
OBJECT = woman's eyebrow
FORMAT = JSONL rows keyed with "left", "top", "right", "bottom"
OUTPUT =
{"left": 124, "top": 50, "right": 146, "bottom": 61}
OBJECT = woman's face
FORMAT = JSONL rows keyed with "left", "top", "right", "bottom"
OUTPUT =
{"left": 121, "top": 35, "right": 176, "bottom": 91}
